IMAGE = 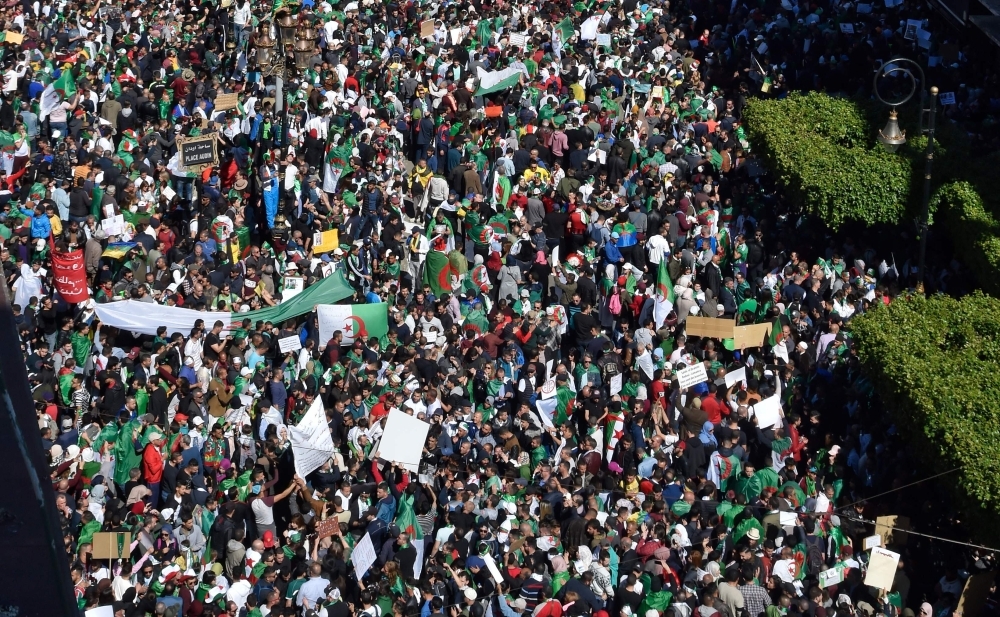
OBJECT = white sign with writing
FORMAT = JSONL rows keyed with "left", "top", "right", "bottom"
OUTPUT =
{"left": 676, "top": 362, "right": 709, "bottom": 389}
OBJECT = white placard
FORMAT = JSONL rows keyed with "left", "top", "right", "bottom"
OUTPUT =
{"left": 288, "top": 398, "right": 335, "bottom": 479}
{"left": 278, "top": 335, "right": 302, "bottom": 353}
{"left": 676, "top": 363, "right": 709, "bottom": 389}
{"left": 779, "top": 511, "right": 798, "bottom": 526}
{"left": 774, "top": 342, "right": 789, "bottom": 364}
{"left": 939, "top": 92, "right": 956, "bottom": 106}
{"left": 352, "top": 532, "right": 378, "bottom": 581}
{"left": 839, "top": 22, "right": 854, "bottom": 33}
{"left": 482, "top": 553, "right": 505, "bottom": 586}
{"left": 865, "top": 547, "right": 901, "bottom": 590}
{"left": 596, "top": 33, "right": 612, "bottom": 47}
{"left": 725, "top": 367, "right": 747, "bottom": 388}
{"left": 282, "top": 276, "right": 305, "bottom": 301}
{"left": 819, "top": 566, "right": 844, "bottom": 588}
{"left": 864, "top": 534, "right": 883, "bottom": 550}
{"left": 162, "top": 186, "right": 177, "bottom": 202}
{"left": 101, "top": 214, "right": 126, "bottom": 236}
{"left": 540, "top": 378, "right": 557, "bottom": 400}
{"left": 412, "top": 537, "right": 425, "bottom": 579}
{"left": 379, "top": 408, "right": 431, "bottom": 473}
{"left": 752, "top": 394, "right": 782, "bottom": 429}
{"left": 508, "top": 33, "right": 527, "bottom": 48}
{"left": 610, "top": 373, "right": 623, "bottom": 396}
{"left": 86, "top": 608, "right": 114, "bottom": 617}
{"left": 450, "top": 28, "right": 463, "bottom": 45}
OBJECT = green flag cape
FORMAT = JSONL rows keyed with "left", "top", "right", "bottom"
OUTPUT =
{"left": 113, "top": 420, "right": 143, "bottom": 486}
{"left": 394, "top": 493, "right": 424, "bottom": 540}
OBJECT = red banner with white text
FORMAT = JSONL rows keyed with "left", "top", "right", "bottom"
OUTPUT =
{"left": 50, "top": 250, "right": 90, "bottom": 304}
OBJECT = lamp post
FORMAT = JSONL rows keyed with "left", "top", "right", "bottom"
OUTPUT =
{"left": 873, "top": 58, "right": 937, "bottom": 293}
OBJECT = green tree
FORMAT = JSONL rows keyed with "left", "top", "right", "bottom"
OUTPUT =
{"left": 743, "top": 92, "right": 914, "bottom": 230}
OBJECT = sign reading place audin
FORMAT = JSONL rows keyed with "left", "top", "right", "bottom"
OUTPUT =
{"left": 179, "top": 135, "right": 218, "bottom": 168}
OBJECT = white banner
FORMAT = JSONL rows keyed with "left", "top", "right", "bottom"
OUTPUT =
{"left": 288, "top": 398, "right": 334, "bottom": 479}
{"left": 94, "top": 301, "right": 232, "bottom": 337}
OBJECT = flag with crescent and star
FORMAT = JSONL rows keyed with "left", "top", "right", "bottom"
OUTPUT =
{"left": 317, "top": 303, "right": 390, "bottom": 345}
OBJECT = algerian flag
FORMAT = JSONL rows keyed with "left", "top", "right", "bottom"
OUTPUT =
{"left": 317, "top": 303, "right": 389, "bottom": 345}
{"left": 475, "top": 66, "right": 522, "bottom": 96}
{"left": 39, "top": 70, "right": 77, "bottom": 121}
{"left": 653, "top": 258, "right": 675, "bottom": 328}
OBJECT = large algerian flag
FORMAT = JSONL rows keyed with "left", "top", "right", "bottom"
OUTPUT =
{"left": 653, "top": 258, "right": 675, "bottom": 328}
{"left": 423, "top": 250, "right": 457, "bottom": 296}
{"left": 39, "top": 70, "right": 77, "bottom": 121}
{"left": 476, "top": 66, "right": 523, "bottom": 96}
{"left": 604, "top": 410, "right": 625, "bottom": 462}
{"left": 117, "top": 129, "right": 141, "bottom": 168}
{"left": 491, "top": 173, "right": 512, "bottom": 208}
{"left": 317, "top": 303, "right": 389, "bottom": 345}
{"left": 395, "top": 493, "right": 424, "bottom": 540}
{"left": 94, "top": 270, "right": 356, "bottom": 336}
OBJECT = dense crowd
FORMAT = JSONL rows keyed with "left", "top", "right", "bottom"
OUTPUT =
{"left": 8, "top": 0, "right": 998, "bottom": 614}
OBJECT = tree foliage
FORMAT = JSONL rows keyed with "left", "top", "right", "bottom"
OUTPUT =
{"left": 743, "top": 92, "right": 914, "bottom": 230}
{"left": 934, "top": 181, "right": 1000, "bottom": 297}
{"left": 852, "top": 292, "right": 1000, "bottom": 523}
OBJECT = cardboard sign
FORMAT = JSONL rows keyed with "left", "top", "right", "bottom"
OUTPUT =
{"left": 676, "top": 362, "right": 709, "bottom": 389}
{"left": 958, "top": 571, "right": 997, "bottom": 617}
{"left": 278, "top": 335, "right": 302, "bottom": 353}
{"left": 352, "top": 532, "right": 377, "bottom": 581}
{"left": 863, "top": 534, "right": 883, "bottom": 550}
{"left": 685, "top": 316, "right": 736, "bottom": 340}
{"left": 874, "top": 515, "right": 910, "bottom": 545}
{"left": 315, "top": 518, "right": 340, "bottom": 540}
{"left": 91, "top": 532, "right": 130, "bottom": 559}
{"left": 733, "top": 322, "right": 773, "bottom": 348}
{"left": 420, "top": 20, "right": 434, "bottom": 38}
{"left": 864, "top": 547, "right": 900, "bottom": 590}
{"left": 3, "top": 31, "right": 23, "bottom": 45}
{"left": 214, "top": 92, "right": 239, "bottom": 111}
{"left": 938, "top": 92, "right": 956, "bottom": 106}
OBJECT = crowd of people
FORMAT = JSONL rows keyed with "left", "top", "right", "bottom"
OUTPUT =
{"left": 9, "top": 0, "right": 998, "bottom": 614}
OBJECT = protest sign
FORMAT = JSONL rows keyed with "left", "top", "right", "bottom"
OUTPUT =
{"left": 685, "top": 316, "right": 736, "bottom": 340}
{"left": 725, "top": 367, "right": 747, "bottom": 388}
{"left": 733, "top": 322, "right": 772, "bottom": 348}
{"left": 819, "top": 566, "right": 844, "bottom": 588}
{"left": 610, "top": 373, "right": 623, "bottom": 396}
{"left": 278, "top": 335, "right": 302, "bottom": 353}
{"left": 289, "top": 398, "right": 334, "bottom": 478}
{"left": 312, "top": 229, "right": 340, "bottom": 254}
{"left": 214, "top": 93, "right": 239, "bottom": 111}
{"left": 875, "top": 515, "right": 910, "bottom": 545}
{"left": 51, "top": 250, "right": 90, "bottom": 303}
{"left": 676, "top": 363, "right": 709, "bottom": 389}
{"left": 379, "top": 408, "right": 430, "bottom": 472}
{"left": 353, "top": 533, "right": 377, "bottom": 581}
{"left": 752, "top": 394, "right": 782, "bottom": 429}
{"left": 864, "top": 547, "right": 900, "bottom": 589}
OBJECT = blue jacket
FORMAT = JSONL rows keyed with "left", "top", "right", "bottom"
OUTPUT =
{"left": 603, "top": 241, "right": 623, "bottom": 265}
{"left": 21, "top": 207, "right": 51, "bottom": 239}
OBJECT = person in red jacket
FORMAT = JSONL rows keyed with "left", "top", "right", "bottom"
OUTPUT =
{"left": 142, "top": 431, "right": 166, "bottom": 509}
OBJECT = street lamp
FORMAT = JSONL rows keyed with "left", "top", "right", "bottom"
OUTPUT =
{"left": 873, "top": 58, "right": 938, "bottom": 293}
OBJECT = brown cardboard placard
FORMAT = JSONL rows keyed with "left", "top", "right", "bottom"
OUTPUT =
{"left": 958, "top": 571, "right": 996, "bottom": 617}
{"left": 420, "top": 20, "right": 435, "bottom": 38}
{"left": 684, "top": 316, "right": 736, "bottom": 340}
{"left": 732, "top": 322, "right": 772, "bottom": 348}
{"left": 91, "top": 532, "right": 130, "bottom": 559}
{"left": 315, "top": 518, "right": 340, "bottom": 540}
{"left": 4, "top": 31, "right": 24, "bottom": 45}
{"left": 874, "top": 515, "right": 910, "bottom": 546}
{"left": 214, "top": 92, "right": 239, "bottom": 111}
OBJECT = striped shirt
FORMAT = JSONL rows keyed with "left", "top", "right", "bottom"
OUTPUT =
{"left": 738, "top": 583, "right": 772, "bottom": 617}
